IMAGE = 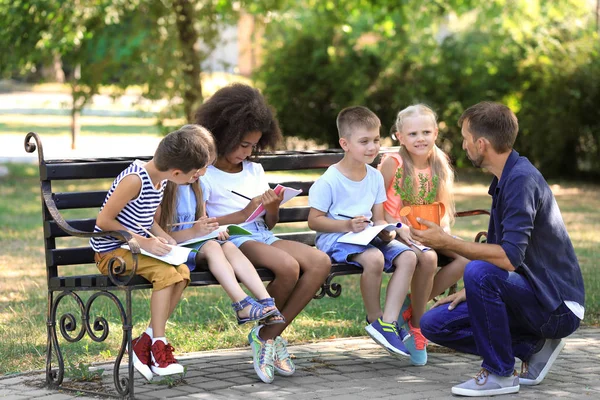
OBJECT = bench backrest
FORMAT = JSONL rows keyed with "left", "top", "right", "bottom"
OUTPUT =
{"left": 36, "top": 145, "right": 398, "bottom": 282}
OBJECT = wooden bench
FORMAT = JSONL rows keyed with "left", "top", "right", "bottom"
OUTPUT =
{"left": 24, "top": 131, "right": 489, "bottom": 398}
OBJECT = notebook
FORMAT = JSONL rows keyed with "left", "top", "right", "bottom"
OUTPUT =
{"left": 245, "top": 184, "right": 303, "bottom": 223}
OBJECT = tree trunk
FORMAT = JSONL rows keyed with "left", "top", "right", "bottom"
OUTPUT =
{"left": 173, "top": 0, "right": 203, "bottom": 122}
{"left": 70, "top": 64, "right": 82, "bottom": 150}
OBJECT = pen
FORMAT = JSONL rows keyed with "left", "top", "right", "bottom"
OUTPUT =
{"left": 231, "top": 190, "right": 252, "bottom": 201}
{"left": 336, "top": 213, "right": 373, "bottom": 224}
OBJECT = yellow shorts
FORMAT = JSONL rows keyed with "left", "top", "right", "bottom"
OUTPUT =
{"left": 94, "top": 248, "right": 190, "bottom": 291}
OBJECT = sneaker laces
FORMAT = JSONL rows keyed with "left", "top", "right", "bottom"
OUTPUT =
{"left": 408, "top": 321, "right": 428, "bottom": 350}
{"left": 260, "top": 340, "right": 274, "bottom": 365}
{"left": 155, "top": 343, "right": 178, "bottom": 365}
{"left": 520, "top": 360, "right": 529, "bottom": 376}
{"left": 474, "top": 368, "right": 490, "bottom": 386}
{"left": 274, "top": 337, "right": 290, "bottom": 361}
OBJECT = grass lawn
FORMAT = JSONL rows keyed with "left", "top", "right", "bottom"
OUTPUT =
{"left": 1, "top": 160, "right": 598, "bottom": 376}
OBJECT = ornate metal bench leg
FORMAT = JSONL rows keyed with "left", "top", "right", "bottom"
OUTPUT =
{"left": 46, "top": 289, "right": 134, "bottom": 398}
{"left": 46, "top": 291, "right": 64, "bottom": 387}
{"left": 314, "top": 273, "right": 343, "bottom": 299}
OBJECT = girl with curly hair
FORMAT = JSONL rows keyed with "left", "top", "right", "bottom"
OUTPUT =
{"left": 195, "top": 83, "right": 331, "bottom": 384}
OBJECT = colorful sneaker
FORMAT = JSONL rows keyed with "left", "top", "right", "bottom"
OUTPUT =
{"left": 404, "top": 320, "right": 428, "bottom": 366}
{"left": 365, "top": 317, "right": 410, "bottom": 357}
{"left": 248, "top": 325, "right": 275, "bottom": 383}
{"left": 150, "top": 340, "right": 184, "bottom": 376}
{"left": 520, "top": 338, "right": 566, "bottom": 386}
{"left": 452, "top": 368, "right": 519, "bottom": 396}
{"left": 273, "top": 336, "right": 295, "bottom": 376}
{"left": 129, "top": 333, "right": 153, "bottom": 381}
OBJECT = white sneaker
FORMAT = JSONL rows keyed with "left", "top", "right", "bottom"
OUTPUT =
{"left": 452, "top": 368, "right": 519, "bottom": 397}
{"left": 520, "top": 338, "right": 566, "bottom": 386}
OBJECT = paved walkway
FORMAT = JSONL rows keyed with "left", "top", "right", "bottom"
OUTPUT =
{"left": 1, "top": 328, "right": 599, "bottom": 399}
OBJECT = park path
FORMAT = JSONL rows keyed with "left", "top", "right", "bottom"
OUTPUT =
{"left": 1, "top": 328, "right": 599, "bottom": 399}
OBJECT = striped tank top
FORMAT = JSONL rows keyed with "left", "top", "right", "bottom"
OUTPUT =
{"left": 90, "top": 160, "right": 167, "bottom": 253}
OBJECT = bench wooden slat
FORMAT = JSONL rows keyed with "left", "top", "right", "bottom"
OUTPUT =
{"left": 49, "top": 247, "right": 95, "bottom": 266}
{"left": 53, "top": 191, "right": 107, "bottom": 210}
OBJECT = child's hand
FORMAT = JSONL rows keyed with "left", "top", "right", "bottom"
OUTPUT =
{"left": 262, "top": 188, "right": 283, "bottom": 215}
{"left": 218, "top": 230, "right": 230, "bottom": 240}
{"left": 140, "top": 236, "right": 172, "bottom": 256}
{"left": 348, "top": 216, "right": 371, "bottom": 233}
{"left": 243, "top": 195, "right": 263, "bottom": 216}
{"left": 164, "top": 235, "right": 177, "bottom": 246}
{"left": 378, "top": 228, "right": 395, "bottom": 242}
{"left": 396, "top": 224, "right": 413, "bottom": 244}
{"left": 193, "top": 216, "right": 219, "bottom": 236}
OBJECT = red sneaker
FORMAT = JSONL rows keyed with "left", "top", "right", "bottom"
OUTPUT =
{"left": 130, "top": 333, "right": 153, "bottom": 381}
{"left": 150, "top": 340, "right": 184, "bottom": 376}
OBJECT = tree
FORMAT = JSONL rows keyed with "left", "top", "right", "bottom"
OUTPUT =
{"left": 255, "top": 0, "right": 599, "bottom": 177}
{"left": 0, "top": 0, "right": 283, "bottom": 147}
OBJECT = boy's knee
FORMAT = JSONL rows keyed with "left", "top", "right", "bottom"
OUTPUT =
{"left": 359, "top": 249, "right": 385, "bottom": 272}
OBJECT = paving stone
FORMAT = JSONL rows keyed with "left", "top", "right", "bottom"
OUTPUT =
{"left": 5, "top": 328, "right": 599, "bottom": 399}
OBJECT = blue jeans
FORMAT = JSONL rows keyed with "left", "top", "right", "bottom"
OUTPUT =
{"left": 420, "top": 260, "right": 580, "bottom": 376}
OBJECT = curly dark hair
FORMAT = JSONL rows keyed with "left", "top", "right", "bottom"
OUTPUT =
{"left": 194, "top": 83, "right": 282, "bottom": 157}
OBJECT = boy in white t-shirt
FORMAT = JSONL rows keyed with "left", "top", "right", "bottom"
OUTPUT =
{"left": 308, "top": 106, "right": 417, "bottom": 358}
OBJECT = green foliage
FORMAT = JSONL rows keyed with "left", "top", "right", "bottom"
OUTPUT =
{"left": 66, "top": 361, "right": 104, "bottom": 382}
{"left": 255, "top": 0, "right": 600, "bottom": 178}
{"left": 393, "top": 167, "right": 439, "bottom": 205}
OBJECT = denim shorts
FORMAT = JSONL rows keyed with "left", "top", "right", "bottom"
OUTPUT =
{"left": 327, "top": 237, "right": 413, "bottom": 272}
{"left": 228, "top": 220, "right": 280, "bottom": 248}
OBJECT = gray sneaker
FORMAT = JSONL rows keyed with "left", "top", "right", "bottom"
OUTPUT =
{"left": 452, "top": 368, "right": 519, "bottom": 397}
{"left": 520, "top": 338, "right": 566, "bottom": 386}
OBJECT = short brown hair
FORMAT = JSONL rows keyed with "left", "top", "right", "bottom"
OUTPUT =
{"left": 154, "top": 124, "right": 215, "bottom": 172}
{"left": 458, "top": 102, "right": 518, "bottom": 153}
{"left": 336, "top": 106, "right": 381, "bottom": 139}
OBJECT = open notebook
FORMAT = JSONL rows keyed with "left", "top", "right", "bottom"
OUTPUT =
{"left": 121, "top": 244, "right": 193, "bottom": 266}
{"left": 177, "top": 224, "right": 252, "bottom": 248}
{"left": 337, "top": 223, "right": 403, "bottom": 246}
{"left": 245, "top": 184, "right": 303, "bottom": 223}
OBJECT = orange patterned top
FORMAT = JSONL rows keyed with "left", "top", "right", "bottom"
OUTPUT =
{"left": 377, "top": 153, "right": 432, "bottom": 221}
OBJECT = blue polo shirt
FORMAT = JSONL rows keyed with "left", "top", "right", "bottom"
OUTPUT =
{"left": 487, "top": 150, "right": 585, "bottom": 314}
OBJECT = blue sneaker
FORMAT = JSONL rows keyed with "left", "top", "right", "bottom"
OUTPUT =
{"left": 404, "top": 320, "right": 428, "bottom": 366}
{"left": 365, "top": 317, "right": 410, "bottom": 357}
{"left": 399, "top": 295, "right": 412, "bottom": 331}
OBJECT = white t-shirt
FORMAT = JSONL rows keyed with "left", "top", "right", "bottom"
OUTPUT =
{"left": 308, "top": 164, "right": 387, "bottom": 252}
{"left": 201, "top": 161, "right": 270, "bottom": 226}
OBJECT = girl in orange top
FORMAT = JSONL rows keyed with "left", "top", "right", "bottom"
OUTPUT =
{"left": 379, "top": 104, "right": 468, "bottom": 366}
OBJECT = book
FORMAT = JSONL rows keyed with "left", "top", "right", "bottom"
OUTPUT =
{"left": 121, "top": 244, "right": 193, "bottom": 266}
{"left": 337, "top": 223, "right": 403, "bottom": 246}
{"left": 177, "top": 224, "right": 252, "bottom": 247}
{"left": 245, "top": 184, "right": 303, "bottom": 223}
{"left": 408, "top": 239, "right": 431, "bottom": 252}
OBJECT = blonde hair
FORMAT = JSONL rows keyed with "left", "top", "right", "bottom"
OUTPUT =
{"left": 395, "top": 104, "right": 455, "bottom": 225}
{"left": 158, "top": 125, "right": 215, "bottom": 232}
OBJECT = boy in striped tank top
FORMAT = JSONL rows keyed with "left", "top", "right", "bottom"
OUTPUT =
{"left": 90, "top": 125, "right": 213, "bottom": 381}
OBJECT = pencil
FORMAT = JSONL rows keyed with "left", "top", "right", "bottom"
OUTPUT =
{"left": 167, "top": 219, "right": 200, "bottom": 227}
{"left": 336, "top": 213, "right": 373, "bottom": 224}
{"left": 135, "top": 222, "right": 158, "bottom": 239}
{"left": 231, "top": 190, "right": 252, "bottom": 201}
